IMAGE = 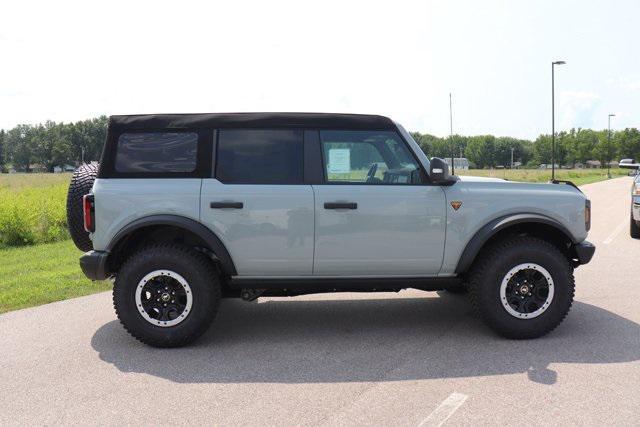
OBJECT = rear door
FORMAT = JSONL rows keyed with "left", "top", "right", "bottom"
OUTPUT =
{"left": 200, "top": 129, "right": 315, "bottom": 276}
{"left": 312, "top": 130, "right": 447, "bottom": 276}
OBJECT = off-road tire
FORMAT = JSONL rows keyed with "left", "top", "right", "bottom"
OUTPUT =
{"left": 630, "top": 211, "right": 640, "bottom": 238}
{"left": 66, "top": 163, "right": 99, "bottom": 252}
{"left": 468, "top": 236, "right": 575, "bottom": 339}
{"left": 113, "top": 244, "right": 221, "bottom": 348}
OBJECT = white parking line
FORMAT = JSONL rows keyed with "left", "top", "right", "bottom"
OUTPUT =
{"left": 603, "top": 219, "right": 627, "bottom": 244}
{"left": 418, "top": 392, "right": 468, "bottom": 427}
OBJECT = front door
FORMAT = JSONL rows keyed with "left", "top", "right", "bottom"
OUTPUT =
{"left": 312, "top": 130, "right": 446, "bottom": 276}
{"left": 200, "top": 129, "right": 314, "bottom": 276}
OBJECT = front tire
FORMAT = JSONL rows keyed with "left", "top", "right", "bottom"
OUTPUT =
{"left": 469, "top": 236, "right": 574, "bottom": 339}
{"left": 113, "top": 244, "right": 221, "bottom": 347}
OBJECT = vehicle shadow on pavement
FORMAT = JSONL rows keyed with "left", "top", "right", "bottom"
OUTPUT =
{"left": 91, "top": 294, "right": 640, "bottom": 385}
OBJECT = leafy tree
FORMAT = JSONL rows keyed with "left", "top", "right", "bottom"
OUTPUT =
{"left": 494, "top": 137, "right": 532, "bottom": 167}
{"left": 2, "top": 115, "right": 640, "bottom": 172}
{"left": 616, "top": 128, "right": 640, "bottom": 161}
{"left": 465, "top": 135, "right": 496, "bottom": 168}
{"left": 593, "top": 130, "right": 615, "bottom": 168}
{"left": 6, "top": 124, "right": 37, "bottom": 172}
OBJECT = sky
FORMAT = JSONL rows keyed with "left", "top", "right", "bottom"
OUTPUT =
{"left": 0, "top": 0, "right": 638, "bottom": 140}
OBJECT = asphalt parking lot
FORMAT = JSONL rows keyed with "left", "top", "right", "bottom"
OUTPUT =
{"left": 1, "top": 176, "right": 638, "bottom": 426}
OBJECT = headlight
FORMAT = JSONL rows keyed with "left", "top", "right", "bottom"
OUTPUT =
{"left": 634, "top": 182, "right": 640, "bottom": 196}
{"left": 585, "top": 199, "right": 591, "bottom": 231}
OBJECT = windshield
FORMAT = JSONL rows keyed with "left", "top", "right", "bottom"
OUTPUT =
{"left": 395, "top": 122, "right": 430, "bottom": 171}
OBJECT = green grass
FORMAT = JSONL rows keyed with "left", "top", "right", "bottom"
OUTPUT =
{"left": 460, "top": 168, "right": 628, "bottom": 186}
{"left": 0, "top": 173, "right": 71, "bottom": 247}
{"left": 0, "top": 172, "right": 71, "bottom": 190}
{"left": 0, "top": 239, "right": 110, "bottom": 313}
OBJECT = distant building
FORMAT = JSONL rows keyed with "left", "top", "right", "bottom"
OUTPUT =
{"left": 54, "top": 164, "right": 76, "bottom": 173}
{"left": 444, "top": 158, "right": 469, "bottom": 171}
{"left": 585, "top": 160, "right": 601, "bottom": 168}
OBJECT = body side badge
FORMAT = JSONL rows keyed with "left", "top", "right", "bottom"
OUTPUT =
{"left": 450, "top": 201, "right": 462, "bottom": 211}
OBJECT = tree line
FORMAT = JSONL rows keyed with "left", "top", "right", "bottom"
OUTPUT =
{"left": 0, "top": 115, "right": 639, "bottom": 172}
{"left": 412, "top": 127, "right": 640, "bottom": 169}
{"left": 0, "top": 116, "right": 107, "bottom": 172}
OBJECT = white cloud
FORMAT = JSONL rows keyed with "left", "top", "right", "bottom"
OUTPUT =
{"left": 558, "top": 91, "right": 602, "bottom": 130}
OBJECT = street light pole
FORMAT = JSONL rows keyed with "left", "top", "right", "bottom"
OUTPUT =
{"left": 449, "top": 92, "right": 454, "bottom": 175}
{"left": 608, "top": 113, "right": 615, "bottom": 178}
{"left": 551, "top": 60, "right": 566, "bottom": 181}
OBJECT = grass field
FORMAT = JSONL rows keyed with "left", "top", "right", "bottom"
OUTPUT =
{"left": 0, "top": 168, "right": 628, "bottom": 314}
{"left": 459, "top": 168, "right": 628, "bottom": 186}
{"left": 0, "top": 240, "right": 110, "bottom": 313}
{"left": 0, "top": 173, "right": 71, "bottom": 247}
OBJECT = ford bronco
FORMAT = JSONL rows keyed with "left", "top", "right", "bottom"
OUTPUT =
{"left": 67, "top": 113, "right": 595, "bottom": 347}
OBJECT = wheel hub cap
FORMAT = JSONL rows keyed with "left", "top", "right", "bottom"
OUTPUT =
{"left": 500, "top": 263, "right": 554, "bottom": 319}
{"left": 135, "top": 270, "right": 193, "bottom": 327}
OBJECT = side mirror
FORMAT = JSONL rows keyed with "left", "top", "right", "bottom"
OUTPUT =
{"left": 429, "top": 157, "right": 457, "bottom": 185}
{"left": 619, "top": 159, "right": 640, "bottom": 170}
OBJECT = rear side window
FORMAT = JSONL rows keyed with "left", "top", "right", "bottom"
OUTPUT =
{"left": 115, "top": 132, "right": 198, "bottom": 173}
{"left": 216, "top": 130, "right": 303, "bottom": 184}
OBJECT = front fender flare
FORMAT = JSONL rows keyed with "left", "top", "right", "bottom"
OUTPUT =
{"left": 454, "top": 213, "right": 577, "bottom": 274}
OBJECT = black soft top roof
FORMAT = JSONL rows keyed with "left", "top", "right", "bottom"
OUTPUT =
{"left": 108, "top": 112, "right": 396, "bottom": 132}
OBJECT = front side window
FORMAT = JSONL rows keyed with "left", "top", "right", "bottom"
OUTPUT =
{"left": 115, "top": 132, "right": 198, "bottom": 173}
{"left": 320, "top": 131, "right": 422, "bottom": 184}
{"left": 216, "top": 129, "right": 303, "bottom": 184}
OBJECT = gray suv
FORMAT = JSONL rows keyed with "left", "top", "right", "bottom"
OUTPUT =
{"left": 67, "top": 113, "right": 595, "bottom": 347}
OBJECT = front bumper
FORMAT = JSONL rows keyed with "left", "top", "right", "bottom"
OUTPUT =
{"left": 573, "top": 240, "right": 595, "bottom": 265}
{"left": 632, "top": 196, "right": 640, "bottom": 221}
{"left": 79, "top": 251, "right": 110, "bottom": 281}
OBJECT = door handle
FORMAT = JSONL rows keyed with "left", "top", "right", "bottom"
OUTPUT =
{"left": 324, "top": 202, "right": 357, "bottom": 210}
{"left": 210, "top": 201, "right": 243, "bottom": 209}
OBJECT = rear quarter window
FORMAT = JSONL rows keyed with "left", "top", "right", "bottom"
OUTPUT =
{"left": 115, "top": 132, "right": 198, "bottom": 173}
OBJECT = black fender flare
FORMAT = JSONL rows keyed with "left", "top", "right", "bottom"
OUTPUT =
{"left": 106, "top": 214, "right": 237, "bottom": 276}
{"left": 454, "top": 213, "right": 577, "bottom": 274}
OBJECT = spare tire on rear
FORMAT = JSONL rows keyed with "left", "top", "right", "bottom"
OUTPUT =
{"left": 66, "top": 163, "right": 99, "bottom": 252}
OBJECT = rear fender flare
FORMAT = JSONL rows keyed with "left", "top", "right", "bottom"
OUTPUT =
{"left": 107, "top": 214, "right": 237, "bottom": 276}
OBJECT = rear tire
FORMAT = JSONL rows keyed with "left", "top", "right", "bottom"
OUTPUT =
{"left": 66, "top": 163, "right": 99, "bottom": 252}
{"left": 469, "top": 236, "right": 574, "bottom": 339}
{"left": 113, "top": 244, "right": 221, "bottom": 348}
{"left": 631, "top": 212, "right": 640, "bottom": 238}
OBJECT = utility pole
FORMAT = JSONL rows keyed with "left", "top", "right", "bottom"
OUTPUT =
{"left": 449, "top": 92, "right": 454, "bottom": 174}
{"left": 551, "top": 60, "right": 566, "bottom": 181}
{"left": 511, "top": 147, "right": 514, "bottom": 169}
{"left": 608, "top": 113, "right": 616, "bottom": 179}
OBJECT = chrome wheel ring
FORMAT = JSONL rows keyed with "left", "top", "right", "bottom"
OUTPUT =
{"left": 500, "top": 263, "right": 554, "bottom": 319}
{"left": 135, "top": 270, "right": 193, "bottom": 327}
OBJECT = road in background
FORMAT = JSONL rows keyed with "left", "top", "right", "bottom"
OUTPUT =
{"left": 1, "top": 177, "right": 638, "bottom": 426}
